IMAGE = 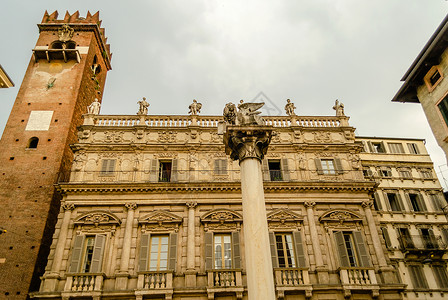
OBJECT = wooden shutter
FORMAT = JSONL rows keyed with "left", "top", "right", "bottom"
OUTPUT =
{"left": 171, "top": 159, "right": 178, "bottom": 182}
{"left": 108, "top": 160, "right": 116, "bottom": 173}
{"left": 139, "top": 233, "right": 151, "bottom": 271}
{"left": 149, "top": 159, "right": 158, "bottom": 182}
{"left": 205, "top": 232, "right": 213, "bottom": 270}
{"left": 315, "top": 159, "right": 323, "bottom": 175}
{"left": 334, "top": 158, "right": 343, "bottom": 174}
{"left": 293, "top": 231, "right": 306, "bottom": 267}
{"left": 383, "top": 192, "right": 392, "bottom": 211}
{"left": 431, "top": 194, "right": 442, "bottom": 212}
{"left": 405, "top": 193, "right": 414, "bottom": 212}
{"left": 381, "top": 227, "right": 392, "bottom": 248}
{"left": 69, "top": 235, "right": 85, "bottom": 273}
{"left": 281, "top": 158, "right": 290, "bottom": 181}
{"left": 90, "top": 235, "right": 106, "bottom": 273}
{"left": 232, "top": 232, "right": 241, "bottom": 269}
{"left": 221, "top": 159, "right": 228, "bottom": 175}
{"left": 353, "top": 231, "right": 371, "bottom": 267}
{"left": 417, "top": 194, "right": 427, "bottom": 212}
{"left": 396, "top": 193, "right": 405, "bottom": 212}
{"left": 409, "top": 265, "right": 428, "bottom": 289}
{"left": 433, "top": 266, "right": 448, "bottom": 288}
{"left": 334, "top": 231, "right": 349, "bottom": 267}
{"left": 169, "top": 233, "right": 178, "bottom": 271}
{"left": 269, "top": 232, "right": 278, "bottom": 268}
{"left": 214, "top": 160, "right": 220, "bottom": 175}
{"left": 367, "top": 141, "right": 375, "bottom": 153}
{"left": 373, "top": 192, "right": 383, "bottom": 211}
{"left": 441, "top": 228, "right": 448, "bottom": 244}
{"left": 262, "top": 159, "right": 270, "bottom": 181}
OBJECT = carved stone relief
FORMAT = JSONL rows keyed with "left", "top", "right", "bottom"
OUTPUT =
{"left": 139, "top": 211, "right": 183, "bottom": 233}
{"left": 158, "top": 131, "right": 177, "bottom": 143}
{"left": 267, "top": 209, "right": 303, "bottom": 230}
{"left": 201, "top": 209, "right": 243, "bottom": 232}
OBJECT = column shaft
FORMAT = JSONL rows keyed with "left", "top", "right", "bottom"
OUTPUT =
{"left": 364, "top": 203, "right": 388, "bottom": 267}
{"left": 50, "top": 208, "right": 72, "bottom": 273}
{"left": 306, "top": 204, "right": 324, "bottom": 267}
{"left": 240, "top": 158, "right": 276, "bottom": 300}
{"left": 120, "top": 206, "right": 135, "bottom": 272}
{"left": 186, "top": 203, "right": 196, "bottom": 270}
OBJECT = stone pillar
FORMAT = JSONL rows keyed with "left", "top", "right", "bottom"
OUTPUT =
{"left": 185, "top": 201, "right": 197, "bottom": 287}
{"left": 362, "top": 200, "right": 397, "bottom": 282}
{"left": 224, "top": 126, "right": 276, "bottom": 300}
{"left": 116, "top": 203, "right": 137, "bottom": 290}
{"left": 43, "top": 203, "right": 74, "bottom": 291}
{"left": 304, "top": 201, "right": 328, "bottom": 283}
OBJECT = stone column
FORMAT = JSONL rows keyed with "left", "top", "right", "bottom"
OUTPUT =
{"left": 224, "top": 126, "right": 276, "bottom": 300}
{"left": 362, "top": 200, "right": 397, "bottom": 282}
{"left": 185, "top": 201, "right": 197, "bottom": 287}
{"left": 43, "top": 203, "right": 74, "bottom": 291}
{"left": 304, "top": 201, "right": 328, "bottom": 283}
{"left": 116, "top": 203, "right": 137, "bottom": 290}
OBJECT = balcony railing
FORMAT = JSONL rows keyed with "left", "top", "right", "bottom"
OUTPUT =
{"left": 274, "top": 268, "right": 312, "bottom": 299}
{"left": 88, "top": 115, "right": 343, "bottom": 128}
{"left": 207, "top": 269, "right": 244, "bottom": 299}
{"left": 339, "top": 267, "right": 379, "bottom": 297}
{"left": 64, "top": 273, "right": 104, "bottom": 292}
{"left": 67, "top": 169, "right": 369, "bottom": 184}
{"left": 399, "top": 235, "right": 447, "bottom": 251}
{"left": 137, "top": 271, "right": 173, "bottom": 290}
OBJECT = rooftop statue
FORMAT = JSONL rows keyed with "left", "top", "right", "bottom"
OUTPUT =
{"left": 285, "top": 99, "right": 296, "bottom": 116}
{"left": 223, "top": 100, "right": 265, "bottom": 125}
{"left": 137, "top": 97, "right": 149, "bottom": 115}
{"left": 87, "top": 98, "right": 101, "bottom": 115}
{"left": 188, "top": 99, "right": 202, "bottom": 115}
{"left": 333, "top": 99, "right": 345, "bottom": 116}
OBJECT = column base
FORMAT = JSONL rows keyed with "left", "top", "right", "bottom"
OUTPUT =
{"left": 316, "top": 267, "right": 329, "bottom": 284}
{"left": 185, "top": 271, "right": 197, "bottom": 287}
{"left": 115, "top": 272, "right": 130, "bottom": 290}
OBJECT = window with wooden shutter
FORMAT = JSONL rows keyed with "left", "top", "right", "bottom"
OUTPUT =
{"left": 275, "top": 233, "right": 296, "bottom": 268}
{"left": 407, "top": 143, "right": 420, "bottom": 154}
{"left": 100, "top": 159, "right": 116, "bottom": 176}
{"left": 381, "top": 227, "right": 392, "bottom": 249}
{"left": 262, "top": 159, "right": 270, "bottom": 181}
{"left": 69, "top": 235, "right": 85, "bottom": 273}
{"left": 231, "top": 232, "right": 241, "bottom": 269}
{"left": 373, "top": 192, "right": 383, "bottom": 211}
{"left": 269, "top": 232, "right": 279, "bottom": 268}
{"left": 139, "top": 233, "right": 151, "bottom": 271}
{"left": 334, "top": 231, "right": 370, "bottom": 267}
{"left": 408, "top": 265, "right": 428, "bottom": 289}
{"left": 68, "top": 234, "right": 106, "bottom": 273}
{"left": 214, "top": 159, "right": 228, "bottom": 175}
{"left": 205, "top": 232, "right": 213, "bottom": 270}
{"left": 214, "top": 234, "right": 232, "bottom": 269}
{"left": 148, "top": 235, "right": 169, "bottom": 271}
{"left": 388, "top": 143, "right": 405, "bottom": 154}
{"left": 406, "top": 193, "right": 426, "bottom": 212}
{"left": 139, "top": 233, "right": 177, "bottom": 272}
{"left": 281, "top": 158, "right": 290, "bottom": 181}
{"left": 432, "top": 265, "right": 448, "bottom": 288}
{"left": 168, "top": 233, "right": 178, "bottom": 271}
{"left": 268, "top": 160, "right": 282, "bottom": 181}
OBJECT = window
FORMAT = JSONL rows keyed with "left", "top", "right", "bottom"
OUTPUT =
{"left": 69, "top": 235, "right": 106, "bottom": 273}
{"left": 214, "top": 159, "right": 228, "bottom": 175}
{"left": 398, "top": 168, "right": 412, "bottom": 179}
{"left": 407, "top": 193, "right": 426, "bottom": 212}
{"left": 408, "top": 265, "right": 428, "bottom": 289}
{"left": 334, "top": 231, "right": 371, "bottom": 267}
{"left": 270, "top": 232, "right": 306, "bottom": 268}
{"left": 386, "top": 193, "right": 404, "bottom": 212}
{"left": 204, "top": 232, "right": 241, "bottom": 270}
{"left": 430, "top": 193, "right": 446, "bottom": 212}
{"left": 362, "top": 168, "right": 373, "bottom": 178}
{"left": 159, "top": 161, "right": 172, "bottom": 182}
{"left": 373, "top": 192, "right": 383, "bottom": 211}
{"left": 407, "top": 143, "right": 420, "bottom": 154}
{"left": 420, "top": 228, "right": 437, "bottom": 249}
{"left": 433, "top": 265, "right": 448, "bottom": 289}
{"left": 268, "top": 160, "right": 282, "bottom": 181}
{"left": 437, "top": 95, "right": 448, "bottom": 127}
{"left": 27, "top": 137, "right": 39, "bottom": 149}
{"left": 419, "top": 169, "right": 432, "bottom": 179}
{"left": 149, "top": 235, "right": 169, "bottom": 271}
{"left": 214, "top": 234, "right": 232, "bottom": 269}
{"left": 371, "top": 142, "right": 386, "bottom": 153}
{"left": 315, "top": 158, "right": 343, "bottom": 175}
{"left": 139, "top": 233, "right": 178, "bottom": 272}
{"left": 100, "top": 159, "right": 116, "bottom": 176}
{"left": 398, "top": 228, "right": 414, "bottom": 249}
{"left": 380, "top": 167, "right": 392, "bottom": 178}
{"left": 263, "top": 159, "right": 290, "bottom": 181}
{"left": 321, "top": 159, "right": 335, "bottom": 175}
{"left": 424, "top": 65, "right": 443, "bottom": 91}
{"left": 388, "top": 143, "right": 404, "bottom": 154}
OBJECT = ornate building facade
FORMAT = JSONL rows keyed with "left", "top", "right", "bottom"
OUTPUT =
{"left": 1, "top": 11, "right": 448, "bottom": 300}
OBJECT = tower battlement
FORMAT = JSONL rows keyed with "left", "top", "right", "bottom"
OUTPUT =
{"left": 39, "top": 10, "right": 111, "bottom": 69}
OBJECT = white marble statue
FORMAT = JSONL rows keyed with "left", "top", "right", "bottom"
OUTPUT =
{"left": 333, "top": 99, "right": 345, "bottom": 116}
{"left": 137, "top": 97, "right": 150, "bottom": 115}
{"left": 188, "top": 99, "right": 202, "bottom": 115}
{"left": 285, "top": 99, "right": 296, "bottom": 116}
{"left": 87, "top": 98, "right": 101, "bottom": 115}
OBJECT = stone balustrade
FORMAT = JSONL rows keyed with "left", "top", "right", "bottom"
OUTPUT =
{"left": 207, "top": 269, "right": 243, "bottom": 287}
{"left": 137, "top": 271, "right": 173, "bottom": 290}
{"left": 274, "top": 268, "right": 310, "bottom": 286}
{"left": 88, "top": 115, "right": 344, "bottom": 128}
{"left": 339, "top": 267, "right": 377, "bottom": 286}
{"left": 64, "top": 273, "right": 104, "bottom": 292}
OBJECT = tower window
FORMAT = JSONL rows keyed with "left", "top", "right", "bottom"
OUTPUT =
{"left": 27, "top": 137, "right": 39, "bottom": 149}
{"left": 50, "top": 41, "right": 64, "bottom": 49}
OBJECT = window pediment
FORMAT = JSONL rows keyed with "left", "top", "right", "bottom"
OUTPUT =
{"left": 319, "top": 209, "right": 362, "bottom": 224}
{"left": 74, "top": 211, "right": 121, "bottom": 226}
{"left": 200, "top": 209, "right": 243, "bottom": 232}
{"left": 139, "top": 211, "right": 183, "bottom": 225}
{"left": 267, "top": 209, "right": 303, "bottom": 230}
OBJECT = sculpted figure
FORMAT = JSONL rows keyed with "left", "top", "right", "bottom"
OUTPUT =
{"left": 137, "top": 97, "right": 150, "bottom": 115}
{"left": 87, "top": 98, "right": 101, "bottom": 115}
{"left": 236, "top": 100, "right": 265, "bottom": 125}
{"left": 223, "top": 103, "right": 237, "bottom": 124}
{"left": 58, "top": 24, "right": 74, "bottom": 42}
{"left": 333, "top": 99, "right": 345, "bottom": 116}
{"left": 188, "top": 99, "right": 202, "bottom": 115}
{"left": 285, "top": 99, "right": 296, "bottom": 116}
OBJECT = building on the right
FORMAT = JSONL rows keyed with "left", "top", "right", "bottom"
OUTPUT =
{"left": 358, "top": 136, "right": 448, "bottom": 298}
{"left": 392, "top": 14, "right": 448, "bottom": 162}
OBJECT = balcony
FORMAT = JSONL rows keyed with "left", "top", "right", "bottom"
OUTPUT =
{"left": 33, "top": 48, "right": 81, "bottom": 63}
{"left": 274, "top": 268, "right": 312, "bottom": 299}
{"left": 59, "top": 273, "right": 104, "bottom": 299}
{"left": 136, "top": 271, "right": 173, "bottom": 300}
{"left": 207, "top": 269, "right": 244, "bottom": 299}
{"left": 399, "top": 235, "right": 447, "bottom": 252}
{"left": 339, "top": 267, "right": 379, "bottom": 298}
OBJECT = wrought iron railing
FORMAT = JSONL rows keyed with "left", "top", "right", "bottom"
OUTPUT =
{"left": 399, "top": 235, "right": 447, "bottom": 251}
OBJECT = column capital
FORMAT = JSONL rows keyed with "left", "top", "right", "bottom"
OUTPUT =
{"left": 186, "top": 201, "right": 197, "bottom": 208}
{"left": 362, "top": 200, "right": 374, "bottom": 209}
{"left": 304, "top": 201, "right": 316, "bottom": 208}
{"left": 223, "top": 126, "right": 273, "bottom": 162}
{"left": 125, "top": 203, "right": 137, "bottom": 210}
{"left": 61, "top": 203, "right": 75, "bottom": 211}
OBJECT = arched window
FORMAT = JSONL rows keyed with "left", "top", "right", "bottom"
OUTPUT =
{"left": 91, "top": 55, "right": 101, "bottom": 75}
{"left": 65, "top": 41, "right": 76, "bottom": 49}
{"left": 27, "top": 137, "right": 39, "bottom": 149}
{"left": 50, "top": 41, "right": 64, "bottom": 49}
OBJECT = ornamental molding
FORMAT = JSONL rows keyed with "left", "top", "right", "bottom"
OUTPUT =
{"left": 74, "top": 211, "right": 121, "bottom": 227}
{"left": 201, "top": 209, "right": 243, "bottom": 232}
{"left": 319, "top": 209, "right": 362, "bottom": 224}
{"left": 139, "top": 211, "right": 183, "bottom": 233}
{"left": 267, "top": 209, "right": 303, "bottom": 230}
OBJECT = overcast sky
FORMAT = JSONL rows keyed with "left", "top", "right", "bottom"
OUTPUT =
{"left": 1, "top": 1, "right": 448, "bottom": 187}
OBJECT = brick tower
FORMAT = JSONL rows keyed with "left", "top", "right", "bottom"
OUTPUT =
{"left": 0, "top": 11, "right": 111, "bottom": 298}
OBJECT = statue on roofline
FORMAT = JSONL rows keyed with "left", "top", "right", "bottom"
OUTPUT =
{"left": 137, "top": 97, "right": 149, "bottom": 115}
{"left": 188, "top": 99, "right": 202, "bottom": 115}
{"left": 333, "top": 99, "right": 345, "bottom": 116}
{"left": 87, "top": 98, "right": 101, "bottom": 115}
{"left": 223, "top": 100, "right": 265, "bottom": 126}
{"left": 285, "top": 99, "right": 296, "bottom": 116}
